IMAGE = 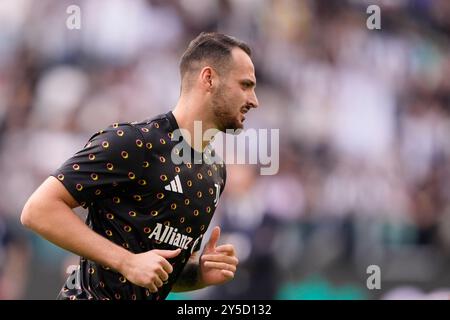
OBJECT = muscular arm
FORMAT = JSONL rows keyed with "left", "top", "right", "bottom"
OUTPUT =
{"left": 21, "top": 177, "right": 180, "bottom": 293}
{"left": 21, "top": 176, "right": 132, "bottom": 273}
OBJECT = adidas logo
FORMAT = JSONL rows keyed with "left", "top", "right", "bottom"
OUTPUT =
{"left": 164, "top": 175, "right": 183, "bottom": 194}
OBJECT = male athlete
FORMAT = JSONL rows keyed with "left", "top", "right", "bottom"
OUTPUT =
{"left": 21, "top": 32, "right": 259, "bottom": 300}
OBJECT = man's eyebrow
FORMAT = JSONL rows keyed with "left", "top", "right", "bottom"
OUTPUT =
{"left": 240, "top": 79, "right": 256, "bottom": 87}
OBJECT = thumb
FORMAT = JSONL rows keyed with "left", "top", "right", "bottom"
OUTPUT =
{"left": 206, "top": 226, "right": 220, "bottom": 250}
{"left": 152, "top": 248, "right": 181, "bottom": 258}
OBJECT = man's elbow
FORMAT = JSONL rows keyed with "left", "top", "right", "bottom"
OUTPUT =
{"left": 21, "top": 196, "right": 42, "bottom": 230}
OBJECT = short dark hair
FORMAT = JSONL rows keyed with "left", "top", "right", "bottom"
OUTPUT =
{"left": 179, "top": 32, "right": 251, "bottom": 85}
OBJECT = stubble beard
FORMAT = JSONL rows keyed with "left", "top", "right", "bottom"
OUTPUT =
{"left": 211, "top": 85, "right": 242, "bottom": 132}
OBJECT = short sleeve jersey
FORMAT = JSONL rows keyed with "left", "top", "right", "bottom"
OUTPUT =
{"left": 52, "top": 112, "right": 226, "bottom": 300}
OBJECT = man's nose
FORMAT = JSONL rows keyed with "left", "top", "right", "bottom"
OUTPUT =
{"left": 249, "top": 91, "right": 259, "bottom": 109}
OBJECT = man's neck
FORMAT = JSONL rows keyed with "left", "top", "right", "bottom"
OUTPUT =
{"left": 172, "top": 95, "right": 218, "bottom": 151}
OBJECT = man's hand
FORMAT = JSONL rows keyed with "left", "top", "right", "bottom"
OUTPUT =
{"left": 119, "top": 249, "right": 181, "bottom": 293}
{"left": 199, "top": 226, "right": 239, "bottom": 286}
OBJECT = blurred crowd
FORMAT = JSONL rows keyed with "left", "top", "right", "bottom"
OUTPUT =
{"left": 0, "top": 0, "right": 449, "bottom": 299}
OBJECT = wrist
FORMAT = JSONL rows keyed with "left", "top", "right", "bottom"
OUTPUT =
{"left": 113, "top": 249, "right": 133, "bottom": 274}
{"left": 172, "top": 260, "right": 204, "bottom": 292}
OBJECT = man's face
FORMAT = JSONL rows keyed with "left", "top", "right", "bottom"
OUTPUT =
{"left": 212, "top": 48, "right": 258, "bottom": 132}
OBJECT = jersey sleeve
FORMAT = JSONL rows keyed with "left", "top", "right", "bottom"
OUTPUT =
{"left": 51, "top": 124, "right": 145, "bottom": 208}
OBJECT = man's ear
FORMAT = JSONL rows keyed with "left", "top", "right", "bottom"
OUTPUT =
{"left": 200, "top": 66, "right": 215, "bottom": 91}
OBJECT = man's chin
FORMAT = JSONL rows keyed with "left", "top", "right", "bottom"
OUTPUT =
{"left": 218, "top": 118, "right": 244, "bottom": 133}
{"left": 228, "top": 120, "right": 244, "bottom": 133}
{"left": 220, "top": 126, "right": 242, "bottom": 134}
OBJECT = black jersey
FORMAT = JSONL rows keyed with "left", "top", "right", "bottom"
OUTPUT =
{"left": 52, "top": 111, "right": 226, "bottom": 300}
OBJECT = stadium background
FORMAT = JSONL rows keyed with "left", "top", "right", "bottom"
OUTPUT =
{"left": 0, "top": 0, "right": 450, "bottom": 299}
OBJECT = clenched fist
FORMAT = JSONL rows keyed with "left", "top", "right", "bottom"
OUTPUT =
{"left": 119, "top": 248, "right": 181, "bottom": 292}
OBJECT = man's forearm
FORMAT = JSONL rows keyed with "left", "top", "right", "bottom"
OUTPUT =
{"left": 21, "top": 181, "right": 131, "bottom": 273}
{"left": 172, "top": 260, "right": 205, "bottom": 292}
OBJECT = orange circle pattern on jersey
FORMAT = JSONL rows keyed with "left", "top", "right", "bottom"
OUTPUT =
{"left": 53, "top": 115, "right": 226, "bottom": 300}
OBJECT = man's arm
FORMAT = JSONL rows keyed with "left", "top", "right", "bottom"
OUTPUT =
{"left": 21, "top": 176, "right": 131, "bottom": 272}
{"left": 21, "top": 176, "right": 179, "bottom": 293}
{"left": 172, "top": 226, "right": 238, "bottom": 292}
{"left": 172, "top": 252, "right": 205, "bottom": 292}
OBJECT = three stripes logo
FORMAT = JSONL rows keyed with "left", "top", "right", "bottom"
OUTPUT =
{"left": 164, "top": 175, "right": 183, "bottom": 194}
